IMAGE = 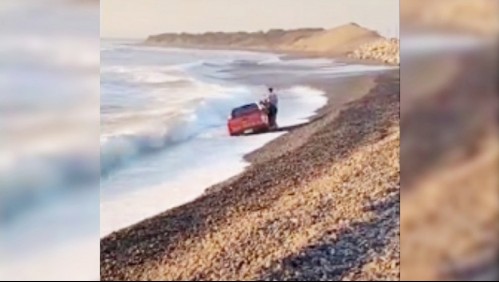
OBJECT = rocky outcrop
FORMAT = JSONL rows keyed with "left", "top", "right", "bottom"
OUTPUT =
{"left": 348, "top": 38, "right": 400, "bottom": 65}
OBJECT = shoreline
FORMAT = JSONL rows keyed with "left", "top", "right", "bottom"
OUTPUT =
{"left": 99, "top": 59, "right": 334, "bottom": 237}
{"left": 205, "top": 71, "right": 382, "bottom": 196}
{"left": 101, "top": 56, "right": 400, "bottom": 279}
{"left": 139, "top": 41, "right": 398, "bottom": 67}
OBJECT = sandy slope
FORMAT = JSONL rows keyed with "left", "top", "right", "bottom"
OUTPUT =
{"left": 287, "top": 23, "right": 382, "bottom": 55}
{"left": 100, "top": 69, "right": 401, "bottom": 280}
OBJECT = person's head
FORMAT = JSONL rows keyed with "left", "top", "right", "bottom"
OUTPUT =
{"left": 268, "top": 87, "right": 273, "bottom": 93}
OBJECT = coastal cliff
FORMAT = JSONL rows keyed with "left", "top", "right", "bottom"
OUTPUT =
{"left": 145, "top": 23, "right": 400, "bottom": 65}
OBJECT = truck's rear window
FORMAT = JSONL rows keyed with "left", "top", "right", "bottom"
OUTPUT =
{"left": 231, "top": 103, "right": 260, "bottom": 118}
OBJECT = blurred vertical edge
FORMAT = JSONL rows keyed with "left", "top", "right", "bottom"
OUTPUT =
{"left": 0, "top": 0, "right": 100, "bottom": 280}
{"left": 400, "top": 0, "right": 498, "bottom": 281}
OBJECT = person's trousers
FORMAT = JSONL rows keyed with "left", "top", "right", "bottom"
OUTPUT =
{"left": 268, "top": 104, "right": 278, "bottom": 127}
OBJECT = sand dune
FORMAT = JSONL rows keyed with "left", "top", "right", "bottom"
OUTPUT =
{"left": 286, "top": 23, "right": 383, "bottom": 55}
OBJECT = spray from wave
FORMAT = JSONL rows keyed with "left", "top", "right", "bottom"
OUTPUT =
{"left": 100, "top": 82, "right": 258, "bottom": 177}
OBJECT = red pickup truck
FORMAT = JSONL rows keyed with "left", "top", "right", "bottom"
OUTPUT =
{"left": 227, "top": 103, "right": 270, "bottom": 136}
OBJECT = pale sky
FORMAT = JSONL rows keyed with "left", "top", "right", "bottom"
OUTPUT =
{"left": 101, "top": 0, "right": 399, "bottom": 39}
